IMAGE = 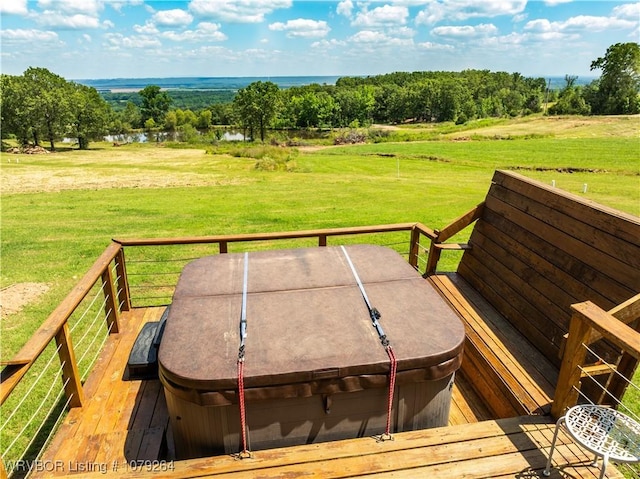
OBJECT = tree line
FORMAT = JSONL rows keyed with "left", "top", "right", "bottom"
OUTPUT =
{"left": 1, "top": 42, "right": 637, "bottom": 149}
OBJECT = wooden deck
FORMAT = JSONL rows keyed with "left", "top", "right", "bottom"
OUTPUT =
{"left": 34, "top": 307, "right": 624, "bottom": 478}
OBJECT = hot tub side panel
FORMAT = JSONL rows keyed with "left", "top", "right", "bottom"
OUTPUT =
{"left": 165, "top": 374, "right": 454, "bottom": 459}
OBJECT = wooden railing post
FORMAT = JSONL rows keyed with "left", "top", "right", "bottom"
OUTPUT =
{"left": 55, "top": 323, "right": 84, "bottom": 408}
{"left": 408, "top": 227, "right": 421, "bottom": 270}
{"left": 425, "top": 232, "right": 442, "bottom": 275}
{"left": 551, "top": 309, "right": 592, "bottom": 418}
{"left": 318, "top": 235, "right": 327, "bottom": 247}
{"left": 101, "top": 266, "right": 120, "bottom": 335}
{"left": 1, "top": 457, "right": 8, "bottom": 479}
{"left": 114, "top": 247, "right": 131, "bottom": 312}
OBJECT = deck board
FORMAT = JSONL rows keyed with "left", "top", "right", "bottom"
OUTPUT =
{"left": 33, "top": 307, "right": 623, "bottom": 479}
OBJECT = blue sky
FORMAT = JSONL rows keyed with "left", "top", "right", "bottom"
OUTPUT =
{"left": 1, "top": 1, "right": 638, "bottom": 80}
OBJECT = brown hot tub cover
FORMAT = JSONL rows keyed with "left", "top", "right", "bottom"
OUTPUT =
{"left": 158, "top": 245, "right": 465, "bottom": 406}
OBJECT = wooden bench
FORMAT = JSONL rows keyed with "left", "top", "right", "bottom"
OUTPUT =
{"left": 425, "top": 170, "right": 640, "bottom": 418}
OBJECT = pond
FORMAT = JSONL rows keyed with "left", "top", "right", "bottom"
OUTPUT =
{"left": 103, "top": 128, "right": 328, "bottom": 143}
{"left": 65, "top": 128, "right": 329, "bottom": 145}
{"left": 104, "top": 130, "right": 246, "bottom": 143}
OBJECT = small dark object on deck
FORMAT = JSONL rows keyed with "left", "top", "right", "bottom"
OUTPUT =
{"left": 126, "top": 307, "right": 169, "bottom": 380}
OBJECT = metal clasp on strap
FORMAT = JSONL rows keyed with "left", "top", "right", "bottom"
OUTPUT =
{"left": 375, "top": 432, "right": 394, "bottom": 443}
{"left": 234, "top": 450, "right": 253, "bottom": 460}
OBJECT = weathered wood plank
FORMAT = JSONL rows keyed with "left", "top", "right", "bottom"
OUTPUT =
{"left": 114, "top": 224, "right": 420, "bottom": 247}
{"left": 458, "top": 241, "right": 566, "bottom": 361}
{"left": 489, "top": 181, "right": 640, "bottom": 268}
{"left": 483, "top": 194, "right": 638, "bottom": 296}
{"left": 492, "top": 170, "right": 640, "bottom": 247}
{"left": 479, "top": 209, "right": 623, "bottom": 309}
{"left": 449, "top": 372, "right": 493, "bottom": 425}
{"left": 43, "top": 416, "right": 625, "bottom": 479}
{"left": 472, "top": 220, "right": 583, "bottom": 326}
{"left": 436, "top": 202, "right": 485, "bottom": 243}
{"left": 430, "top": 273, "right": 555, "bottom": 416}
{"left": 445, "top": 273, "right": 558, "bottom": 395}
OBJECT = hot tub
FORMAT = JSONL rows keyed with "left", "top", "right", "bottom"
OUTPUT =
{"left": 158, "top": 245, "right": 465, "bottom": 459}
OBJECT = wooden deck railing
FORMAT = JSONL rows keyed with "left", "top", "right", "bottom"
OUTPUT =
{"left": 2, "top": 221, "right": 637, "bottom": 478}
{"left": 0, "top": 224, "right": 436, "bottom": 478}
{"left": 552, "top": 293, "right": 640, "bottom": 418}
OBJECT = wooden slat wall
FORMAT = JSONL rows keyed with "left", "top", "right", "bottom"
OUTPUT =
{"left": 458, "top": 170, "right": 640, "bottom": 368}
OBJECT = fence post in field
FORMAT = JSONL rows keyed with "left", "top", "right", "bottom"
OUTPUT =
{"left": 55, "top": 323, "right": 85, "bottom": 408}
{"left": 551, "top": 309, "right": 591, "bottom": 418}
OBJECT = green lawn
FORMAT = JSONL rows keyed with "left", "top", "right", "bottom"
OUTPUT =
{"left": 2, "top": 118, "right": 639, "bottom": 358}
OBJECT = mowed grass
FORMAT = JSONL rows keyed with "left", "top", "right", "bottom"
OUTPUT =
{"left": 1, "top": 115, "right": 639, "bottom": 359}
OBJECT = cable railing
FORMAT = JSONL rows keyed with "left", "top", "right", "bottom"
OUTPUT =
{"left": 0, "top": 243, "right": 126, "bottom": 478}
{"left": 552, "top": 293, "right": 640, "bottom": 477}
{"left": 117, "top": 224, "right": 435, "bottom": 308}
{"left": 0, "top": 224, "right": 437, "bottom": 477}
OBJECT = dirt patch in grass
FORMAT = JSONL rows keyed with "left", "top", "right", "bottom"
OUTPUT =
{"left": 0, "top": 145, "right": 253, "bottom": 194}
{"left": 447, "top": 115, "right": 640, "bottom": 140}
{"left": 1, "top": 282, "right": 50, "bottom": 320}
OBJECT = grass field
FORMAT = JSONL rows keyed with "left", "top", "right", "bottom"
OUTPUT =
{"left": 1, "top": 115, "right": 639, "bottom": 358}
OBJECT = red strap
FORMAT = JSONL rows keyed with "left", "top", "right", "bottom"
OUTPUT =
{"left": 384, "top": 345, "right": 398, "bottom": 438}
{"left": 237, "top": 359, "right": 250, "bottom": 457}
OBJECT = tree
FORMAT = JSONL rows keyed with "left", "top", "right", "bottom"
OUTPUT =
{"left": 22, "top": 67, "right": 71, "bottom": 150}
{"left": 0, "top": 74, "right": 33, "bottom": 145}
{"left": 68, "top": 83, "right": 111, "bottom": 149}
{"left": 233, "top": 81, "right": 281, "bottom": 142}
{"left": 120, "top": 101, "right": 142, "bottom": 130}
{"left": 139, "top": 85, "right": 172, "bottom": 125}
{"left": 589, "top": 42, "right": 640, "bottom": 114}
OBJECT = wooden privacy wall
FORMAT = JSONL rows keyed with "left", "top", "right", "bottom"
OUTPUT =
{"left": 457, "top": 170, "right": 640, "bottom": 368}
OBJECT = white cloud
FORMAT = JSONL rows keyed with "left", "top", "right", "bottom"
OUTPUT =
{"left": 349, "top": 29, "right": 413, "bottom": 46}
{"left": 153, "top": 9, "right": 194, "bottom": 27}
{"left": 0, "top": 28, "right": 59, "bottom": 43}
{"left": 37, "top": 0, "right": 102, "bottom": 16}
{"left": 134, "top": 22, "right": 159, "bottom": 35}
{"left": 189, "top": 0, "right": 292, "bottom": 23}
{"left": 0, "top": 0, "right": 28, "bottom": 15}
{"left": 269, "top": 18, "right": 330, "bottom": 38}
{"left": 524, "top": 15, "right": 636, "bottom": 34}
{"left": 162, "top": 22, "right": 227, "bottom": 41}
{"left": 389, "top": 26, "right": 416, "bottom": 38}
{"left": 353, "top": 5, "right": 409, "bottom": 27}
{"left": 109, "top": 0, "right": 144, "bottom": 13}
{"left": 416, "top": 0, "right": 527, "bottom": 25}
{"left": 416, "top": 41, "right": 454, "bottom": 51}
{"left": 432, "top": 23, "right": 498, "bottom": 38}
{"left": 311, "top": 38, "right": 347, "bottom": 49}
{"left": 543, "top": 0, "right": 572, "bottom": 5}
{"left": 337, "top": 0, "right": 353, "bottom": 18}
{"left": 563, "top": 15, "right": 635, "bottom": 32}
{"left": 82, "top": 33, "right": 92, "bottom": 42}
{"left": 104, "top": 32, "right": 162, "bottom": 49}
{"left": 612, "top": 3, "right": 640, "bottom": 20}
{"left": 36, "top": 12, "right": 102, "bottom": 29}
